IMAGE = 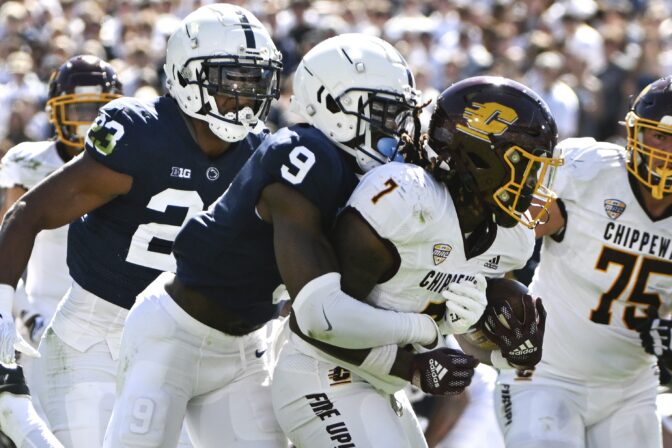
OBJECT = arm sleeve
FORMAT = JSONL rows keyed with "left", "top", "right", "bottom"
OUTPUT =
{"left": 292, "top": 272, "right": 439, "bottom": 349}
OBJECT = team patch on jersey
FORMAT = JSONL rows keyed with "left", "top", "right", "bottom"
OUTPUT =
{"left": 171, "top": 167, "right": 191, "bottom": 179}
{"left": 432, "top": 243, "right": 453, "bottom": 265}
{"left": 206, "top": 167, "right": 220, "bottom": 181}
{"left": 86, "top": 114, "right": 125, "bottom": 156}
{"left": 604, "top": 199, "right": 626, "bottom": 219}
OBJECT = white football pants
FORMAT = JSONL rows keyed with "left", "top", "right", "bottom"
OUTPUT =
{"left": 34, "top": 280, "right": 193, "bottom": 448}
{"left": 103, "top": 274, "right": 287, "bottom": 448}
{"left": 495, "top": 366, "right": 661, "bottom": 448}
{"left": 272, "top": 341, "right": 427, "bottom": 448}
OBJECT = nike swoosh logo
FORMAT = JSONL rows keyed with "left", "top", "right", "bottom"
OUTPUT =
{"left": 322, "top": 306, "right": 333, "bottom": 331}
{"left": 255, "top": 349, "right": 266, "bottom": 358}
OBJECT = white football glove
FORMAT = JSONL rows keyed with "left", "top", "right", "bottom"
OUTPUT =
{"left": 439, "top": 274, "right": 487, "bottom": 335}
{"left": 0, "top": 285, "right": 40, "bottom": 364}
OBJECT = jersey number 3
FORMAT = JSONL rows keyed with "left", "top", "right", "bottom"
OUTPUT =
{"left": 590, "top": 246, "right": 672, "bottom": 329}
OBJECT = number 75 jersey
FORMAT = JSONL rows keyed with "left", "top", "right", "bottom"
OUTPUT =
{"left": 531, "top": 137, "right": 672, "bottom": 382}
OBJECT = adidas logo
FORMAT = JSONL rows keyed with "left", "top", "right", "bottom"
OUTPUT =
{"left": 510, "top": 340, "right": 537, "bottom": 356}
{"left": 484, "top": 255, "right": 500, "bottom": 270}
{"left": 429, "top": 359, "right": 448, "bottom": 387}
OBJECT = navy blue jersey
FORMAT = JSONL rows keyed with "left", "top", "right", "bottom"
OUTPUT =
{"left": 67, "top": 95, "right": 266, "bottom": 309}
{"left": 174, "top": 124, "right": 359, "bottom": 326}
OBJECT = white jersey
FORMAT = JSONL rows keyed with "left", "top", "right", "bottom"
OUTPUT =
{"left": 0, "top": 141, "right": 70, "bottom": 311}
{"left": 531, "top": 137, "right": 672, "bottom": 383}
{"left": 293, "top": 162, "right": 535, "bottom": 392}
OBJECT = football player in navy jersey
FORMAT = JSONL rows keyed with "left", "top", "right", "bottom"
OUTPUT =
{"left": 102, "top": 33, "right": 430, "bottom": 448}
{"left": 0, "top": 4, "right": 282, "bottom": 447}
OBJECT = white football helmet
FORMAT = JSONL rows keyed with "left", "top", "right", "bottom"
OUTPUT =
{"left": 164, "top": 4, "right": 282, "bottom": 142}
{"left": 291, "top": 33, "right": 420, "bottom": 173}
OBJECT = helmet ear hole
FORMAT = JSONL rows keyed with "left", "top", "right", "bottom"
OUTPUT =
{"left": 468, "top": 152, "right": 490, "bottom": 169}
{"left": 325, "top": 94, "right": 340, "bottom": 114}
{"left": 177, "top": 69, "right": 188, "bottom": 88}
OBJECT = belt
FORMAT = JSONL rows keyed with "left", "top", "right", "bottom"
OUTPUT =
{"left": 166, "top": 276, "right": 264, "bottom": 336}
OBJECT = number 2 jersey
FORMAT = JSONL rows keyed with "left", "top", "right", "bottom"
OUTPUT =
{"left": 291, "top": 161, "right": 536, "bottom": 393}
{"left": 531, "top": 137, "right": 672, "bottom": 383}
{"left": 67, "top": 95, "right": 266, "bottom": 309}
{"left": 173, "top": 124, "right": 359, "bottom": 327}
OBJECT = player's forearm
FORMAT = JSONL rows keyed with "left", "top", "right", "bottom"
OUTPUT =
{"left": 292, "top": 272, "right": 439, "bottom": 349}
{"left": 0, "top": 202, "right": 38, "bottom": 287}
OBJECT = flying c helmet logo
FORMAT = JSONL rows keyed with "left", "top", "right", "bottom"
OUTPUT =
{"left": 456, "top": 102, "right": 518, "bottom": 142}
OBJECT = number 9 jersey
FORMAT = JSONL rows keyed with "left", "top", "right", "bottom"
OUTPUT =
{"left": 173, "top": 124, "right": 359, "bottom": 327}
{"left": 531, "top": 137, "right": 672, "bottom": 382}
{"left": 67, "top": 96, "right": 266, "bottom": 310}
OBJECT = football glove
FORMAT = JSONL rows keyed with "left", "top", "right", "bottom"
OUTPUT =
{"left": 16, "top": 311, "right": 47, "bottom": 348}
{"left": 638, "top": 310, "right": 672, "bottom": 359}
{"left": 482, "top": 295, "right": 546, "bottom": 369}
{"left": 410, "top": 347, "right": 479, "bottom": 396}
{"left": 0, "top": 286, "right": 40, "bottom": 364}
{"left": 440, "top": 274, "right": 487, "bottom": 335}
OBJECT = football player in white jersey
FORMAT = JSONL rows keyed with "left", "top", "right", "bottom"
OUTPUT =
{"left": 0, "top": 55, "right": 121, "bottom": 448}
{"left": 272, "top": 76, "right": 563, "bottom": 447}
{"left": 495, "top": 76, "right": 672, "bottom": 448}
{"left": 0, "top": 55, "right": 122, "bottom": 336}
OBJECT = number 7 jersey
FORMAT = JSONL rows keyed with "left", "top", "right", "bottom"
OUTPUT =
{"left": 532, "top": 137, "right": 672, "bottom": 383}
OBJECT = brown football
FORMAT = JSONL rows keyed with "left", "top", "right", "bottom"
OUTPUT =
{"left": 462, "top": 277, "right": 529, "bottom": 350}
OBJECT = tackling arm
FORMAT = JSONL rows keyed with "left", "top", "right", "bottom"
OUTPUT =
{"left": 258, "top": 184, "right": 439, "bottom": 349}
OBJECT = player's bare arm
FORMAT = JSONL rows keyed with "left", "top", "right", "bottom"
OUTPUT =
{"left": 256, "top": 181, "right": 340, "bottom": 299}
{"left": 332, "top": 207, "right": 396, "bottom": 300}
{"left": 0, "top": 186, "right": 27, "bottom": 220}
{"left": 0, "top": 152, "right": 131, "bottom": 288}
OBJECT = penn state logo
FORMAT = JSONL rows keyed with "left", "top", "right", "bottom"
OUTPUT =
{"left": 604, "top": 199, "right": 626, "bottom": 219}
{"left": 432, "top": 243, "right": 452, "bottom": 265}
{"left": 206, "top": 167, "right": 220, "bottom": 181}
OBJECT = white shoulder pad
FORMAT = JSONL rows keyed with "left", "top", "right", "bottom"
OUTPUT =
{"left": 347, "top": 162, "right": 446, "bottom": 243}
{"left": 553, "top": 138, "right": 626, "bottom": 198}
{"left": 0, "top": 141, "right": 61, "bottom": 189}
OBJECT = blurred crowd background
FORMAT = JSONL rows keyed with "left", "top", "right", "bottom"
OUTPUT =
{"left": 1, "top": 0, "right": 671, "bottom": 157}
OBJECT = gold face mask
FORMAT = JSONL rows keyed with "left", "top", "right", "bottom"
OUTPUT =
{"left": 47, "top": 91, "right": 122, "bottom": 149}
{"left": 625, "top": 112, "right": 672, "bottom": 199}
{"left": 493, "top": 146, "right": 564, "bottom": 229}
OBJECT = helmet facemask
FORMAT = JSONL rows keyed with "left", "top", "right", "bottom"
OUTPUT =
{"left": 493, "top": 145, "right": 562, "bottom": 228}
{"left": 625, "top": 112, "right": 672, "bottom": 199}
{"left": 48, "top": 89, "right": 121, "bottom": 149}
{"left": 177, "top": 54, "right": 281, "bottom": 142}
{"left": 339, "top": 88, "right": 418, "bottom": 171}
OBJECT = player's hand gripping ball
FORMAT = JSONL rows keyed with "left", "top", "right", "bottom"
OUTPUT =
{"left": 463, "top": 277, "right": 546, "bottom": 369}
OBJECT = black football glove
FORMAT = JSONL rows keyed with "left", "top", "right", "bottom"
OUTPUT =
{"left": 638, "top": 308, "right": 672, "bottom": 359}
{"left": 482, "top": 295, "right": 546, "bottom": 369}
{"left": 657, "top": 358, "right": 672, "bottom": 386}
{"left": 410, "top": 347, "right": 479, "bottom": 396}
{"left": 638, "top": 307, "right": 672, "bottom": 386}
